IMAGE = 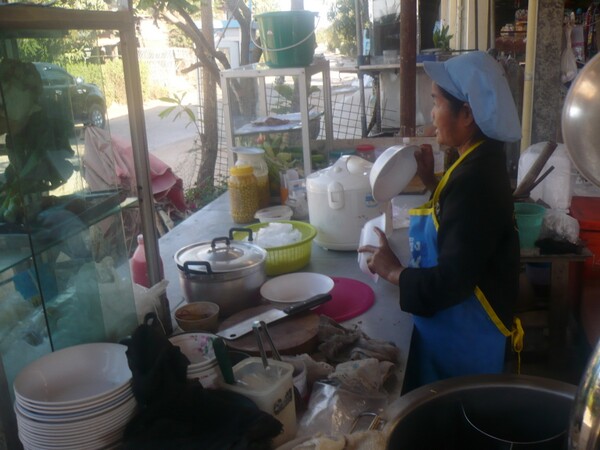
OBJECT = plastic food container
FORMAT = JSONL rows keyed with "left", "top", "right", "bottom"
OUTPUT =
{"left": 219, "top": 358, "right": 296, "bottom": 446}
{"left": 254, "top": 205, "right": 293, "bottom": 223}
{"left": 231, "top": 220, "right": 317, "bottom": 275}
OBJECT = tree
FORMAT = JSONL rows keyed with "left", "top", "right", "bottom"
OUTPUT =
{"left": 136, "top": 0, "right": 261, "bottom": 195}
{"left": 324, "top": 0, "right": 358, "bottom": 56}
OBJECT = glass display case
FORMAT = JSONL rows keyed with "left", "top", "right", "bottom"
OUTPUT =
{"left": 220, "top": 58, "right": 334, "bottom": 179}
{"left": 0, "top": 6, "right": 148, "bottom": 448}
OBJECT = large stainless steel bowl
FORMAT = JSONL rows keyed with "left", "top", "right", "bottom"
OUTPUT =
{"left": 384, "top": 374, "right": 576, "bottom": 449}
{"left": 569, "top": 339, "right": 600, "bottom": 450}
{"left": 562, "top": 52, "right": 600, "bottom": 187}
{"left": 561, "top": 51, "right": 600, "bottom": 450}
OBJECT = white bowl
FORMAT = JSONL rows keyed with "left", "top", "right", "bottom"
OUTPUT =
{"left": 13, "top": 343, "right": 130, "bottom": 406}
{"left": 370, "top": 144, "right": 418, "bottom": 203}
{"left": 168, "top": 332, "right": 217, "bottom": 366}
{"left": 260, "top": 272, "right": 335, "bottom": 304}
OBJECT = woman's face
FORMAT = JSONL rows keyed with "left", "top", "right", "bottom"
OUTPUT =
{"left": 430, "top": 82, "right": 463, "bottom": 148}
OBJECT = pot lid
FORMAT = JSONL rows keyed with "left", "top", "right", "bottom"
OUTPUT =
{"left": 370, "top": 145, "right": 418, "bottom": 203}
{"left": 174, "top": 237, "right": 266, "bottom": 273}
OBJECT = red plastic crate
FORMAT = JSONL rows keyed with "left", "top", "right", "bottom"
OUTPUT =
{"left": 570, "top": 196, "right": 600, "bottom": 279}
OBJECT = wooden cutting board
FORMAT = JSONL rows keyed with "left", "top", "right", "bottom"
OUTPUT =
{"left": 217, "top": 304, "right": 320, "bottom": 356}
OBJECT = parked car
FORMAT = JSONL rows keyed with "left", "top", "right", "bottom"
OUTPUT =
{"left": 34, "top": 62, "right": 107, "bottom": 128}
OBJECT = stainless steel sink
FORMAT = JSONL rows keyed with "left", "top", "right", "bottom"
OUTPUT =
{"left": 384, "top": 374, "right": 577, "bottom": 450}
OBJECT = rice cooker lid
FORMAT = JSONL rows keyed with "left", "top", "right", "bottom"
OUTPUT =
{"left": 175, "top": 237, "right": 266, "bottom": 273}
{"left": 370, "top": 145, "right": 419, "bottom": 203}
{"left": 307, "top": 155, "right": 373, "bottom": 192}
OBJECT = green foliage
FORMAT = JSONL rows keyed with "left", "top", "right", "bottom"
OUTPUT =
{"left": 64, "top": 60, "right": 166, "bottom": 107}
{"left": 433, "top": 24, "right": 453, "bottom": 52}
{"left": 324, "top": 0, "right": 357, "bottom": 56}
{"left": 185, "top": 175, "right": 228, "bottom": 210}
{"left": 17, "top": 31, "right": 94, "bottom": 66}
{"left": 271, "top": 82, "right": 320, "bottom": 114}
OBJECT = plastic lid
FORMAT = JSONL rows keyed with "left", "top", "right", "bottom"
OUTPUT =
{"left": 233, "top": 147, "right": 265, "bottom": 156}
{"left": 230, "top": 165, "right": 254, "bottom": 176}
{"left": 174, "top": 239, "right": 267, "bottom": 272}
{"left": 254, "top": 205, "right": 293, "bottom": 222}
{"left": 356, "top": 144, "right": 376, "bottom": 152}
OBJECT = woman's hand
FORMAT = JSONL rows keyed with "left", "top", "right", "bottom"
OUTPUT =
{"left": 414, "top": 144, "right": 438, "bottom": 192}
{"left": 357, "top": 227, "right": 404, "bottom": 285}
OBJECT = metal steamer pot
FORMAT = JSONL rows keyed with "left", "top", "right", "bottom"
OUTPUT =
{"left": 562, "top": 52, "right": 600, "bottom": 450}
{"left": 174, "top": 236, "right": 267, "bottom": 318}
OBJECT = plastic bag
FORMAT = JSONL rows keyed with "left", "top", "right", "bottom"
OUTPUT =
{"left": 357, "top": 213, "right": 389, "bottom": 282}
{"left": 297, "top": 380, "right": 387, "bottom": 438}
{"left": 561, "top": 24, "right": 578, "bottom": 84}
{"left": 539, "top": 209, "right": 580, "bottom": 244}
{"left": 132, "top": 279, "right": 169, "bottom": 327}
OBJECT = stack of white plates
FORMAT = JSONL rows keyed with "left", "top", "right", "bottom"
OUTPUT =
{"left": 13, "top": 343, "right": 135, "bottom": 450}
{"left": 169, "top": 333, "right": 222, "bottom": 388}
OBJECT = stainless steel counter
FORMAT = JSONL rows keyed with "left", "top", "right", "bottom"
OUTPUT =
{"left": 158, "top": 192, "right": 414, "bottom": 387}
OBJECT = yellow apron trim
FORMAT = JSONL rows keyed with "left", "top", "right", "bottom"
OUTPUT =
{"left": 408, "top": 204, "right": 434, "bottom": 216}
{"left": 512, "top": 317, "right": 524, "bottom": 374}
{"left": 474, "top": 286, "right": 525, "bottom": 374}
{"left": 474, "top": 286, "right": 511, "bottom": 336}
{"left": 429, "top": 141, "right": 484, "bottom": 230}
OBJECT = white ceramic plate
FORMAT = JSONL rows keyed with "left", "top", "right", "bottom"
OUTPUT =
{"left": 15, "top": 381, "right": 132, "bottom": 414}
{"left": 260, "top": 272, "right": 335, "bottom": 304}
{"left": 370, "top": 144, "right": 419, "bottom": 203}
{"left": 13, "top": 343, "right": 131, "bottom": 407}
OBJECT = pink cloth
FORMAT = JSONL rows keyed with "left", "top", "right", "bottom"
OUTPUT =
{"left": 83, "top": 126, "right": 186, "bottom": 212}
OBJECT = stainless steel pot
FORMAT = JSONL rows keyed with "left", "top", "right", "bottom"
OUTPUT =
{"left": 569, "top": 339, "right": 600, "bottom": 450}
{"left": 562, "top": 53, "right": 600, "bottom": 188}
{"left": 562, "top": 52, "right": 600, "bottom": 450}
{"left": 384, "top": 374, "right": 576, "bottom": 450}
{"left": 174, "top": 236, "right": 267, "bottom": 317}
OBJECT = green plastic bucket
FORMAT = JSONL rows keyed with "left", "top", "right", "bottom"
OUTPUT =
{"left": 514, "top": 202, "right": 546, "bottom": 249}
{"left": 255, "top": 11, "right": 317, "bottom": 68}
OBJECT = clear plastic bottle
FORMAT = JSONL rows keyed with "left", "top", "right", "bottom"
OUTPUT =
{"left": 229, "top": 165, "right": 259, "bottom": 223}
{"left": 130, "top": 234, "right": 164, "bottom": 288}
{"left": 233, "top": 147, "right": 270, "bottom": 208}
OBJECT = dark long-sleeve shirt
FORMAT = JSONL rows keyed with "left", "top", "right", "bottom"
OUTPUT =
{"left": 399, "top": 139, "right": 520, "bottom": 327}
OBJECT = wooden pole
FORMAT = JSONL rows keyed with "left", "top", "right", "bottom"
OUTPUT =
{"left": 399, "top": 0, "right": 416, "bottom": 137}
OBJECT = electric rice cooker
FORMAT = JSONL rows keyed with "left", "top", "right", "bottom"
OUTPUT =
{"left": 307, "top": 155, "right": 383, "bottom": 250}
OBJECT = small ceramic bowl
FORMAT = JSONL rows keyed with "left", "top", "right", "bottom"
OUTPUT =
{"left": 175, "top": 302, "right": 220, "bottom": 332}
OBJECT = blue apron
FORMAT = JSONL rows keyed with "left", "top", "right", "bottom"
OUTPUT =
{"left": 407, "top": 141, "right": 523, "bottom": 387}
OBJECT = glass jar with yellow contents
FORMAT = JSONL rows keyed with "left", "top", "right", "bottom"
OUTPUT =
{"left": 233, "top": 147, "right": 270, "bottom": 208}
{"left": 228, "top": 165, "right": 259, "bottom": 223}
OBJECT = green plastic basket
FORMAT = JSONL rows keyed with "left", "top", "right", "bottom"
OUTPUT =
{"left": 232, "top": 220, "right": 317, "bottom": 276}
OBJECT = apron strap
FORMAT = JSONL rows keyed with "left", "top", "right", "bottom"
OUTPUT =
{"left": 475, "top": 286, "right": 525, "bottom": 373}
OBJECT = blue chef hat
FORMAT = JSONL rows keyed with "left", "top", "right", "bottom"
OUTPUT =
{"left": 423, "top": 51, "right": 522, "bottom": 143}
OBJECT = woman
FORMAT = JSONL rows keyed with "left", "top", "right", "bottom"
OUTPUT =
{"left": 358, "top": 51, "right": 523, "bottom": 391}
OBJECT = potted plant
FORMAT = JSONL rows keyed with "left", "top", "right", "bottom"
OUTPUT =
{"left": 432, "top": 23, "right": 453, "bottom": 60}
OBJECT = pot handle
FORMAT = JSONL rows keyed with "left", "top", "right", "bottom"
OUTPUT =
{"left": 183, "top": 261, "right": 213, "bottom": 276}
{"left": 228, "top": 227, "right": 254, "bottom": 242}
